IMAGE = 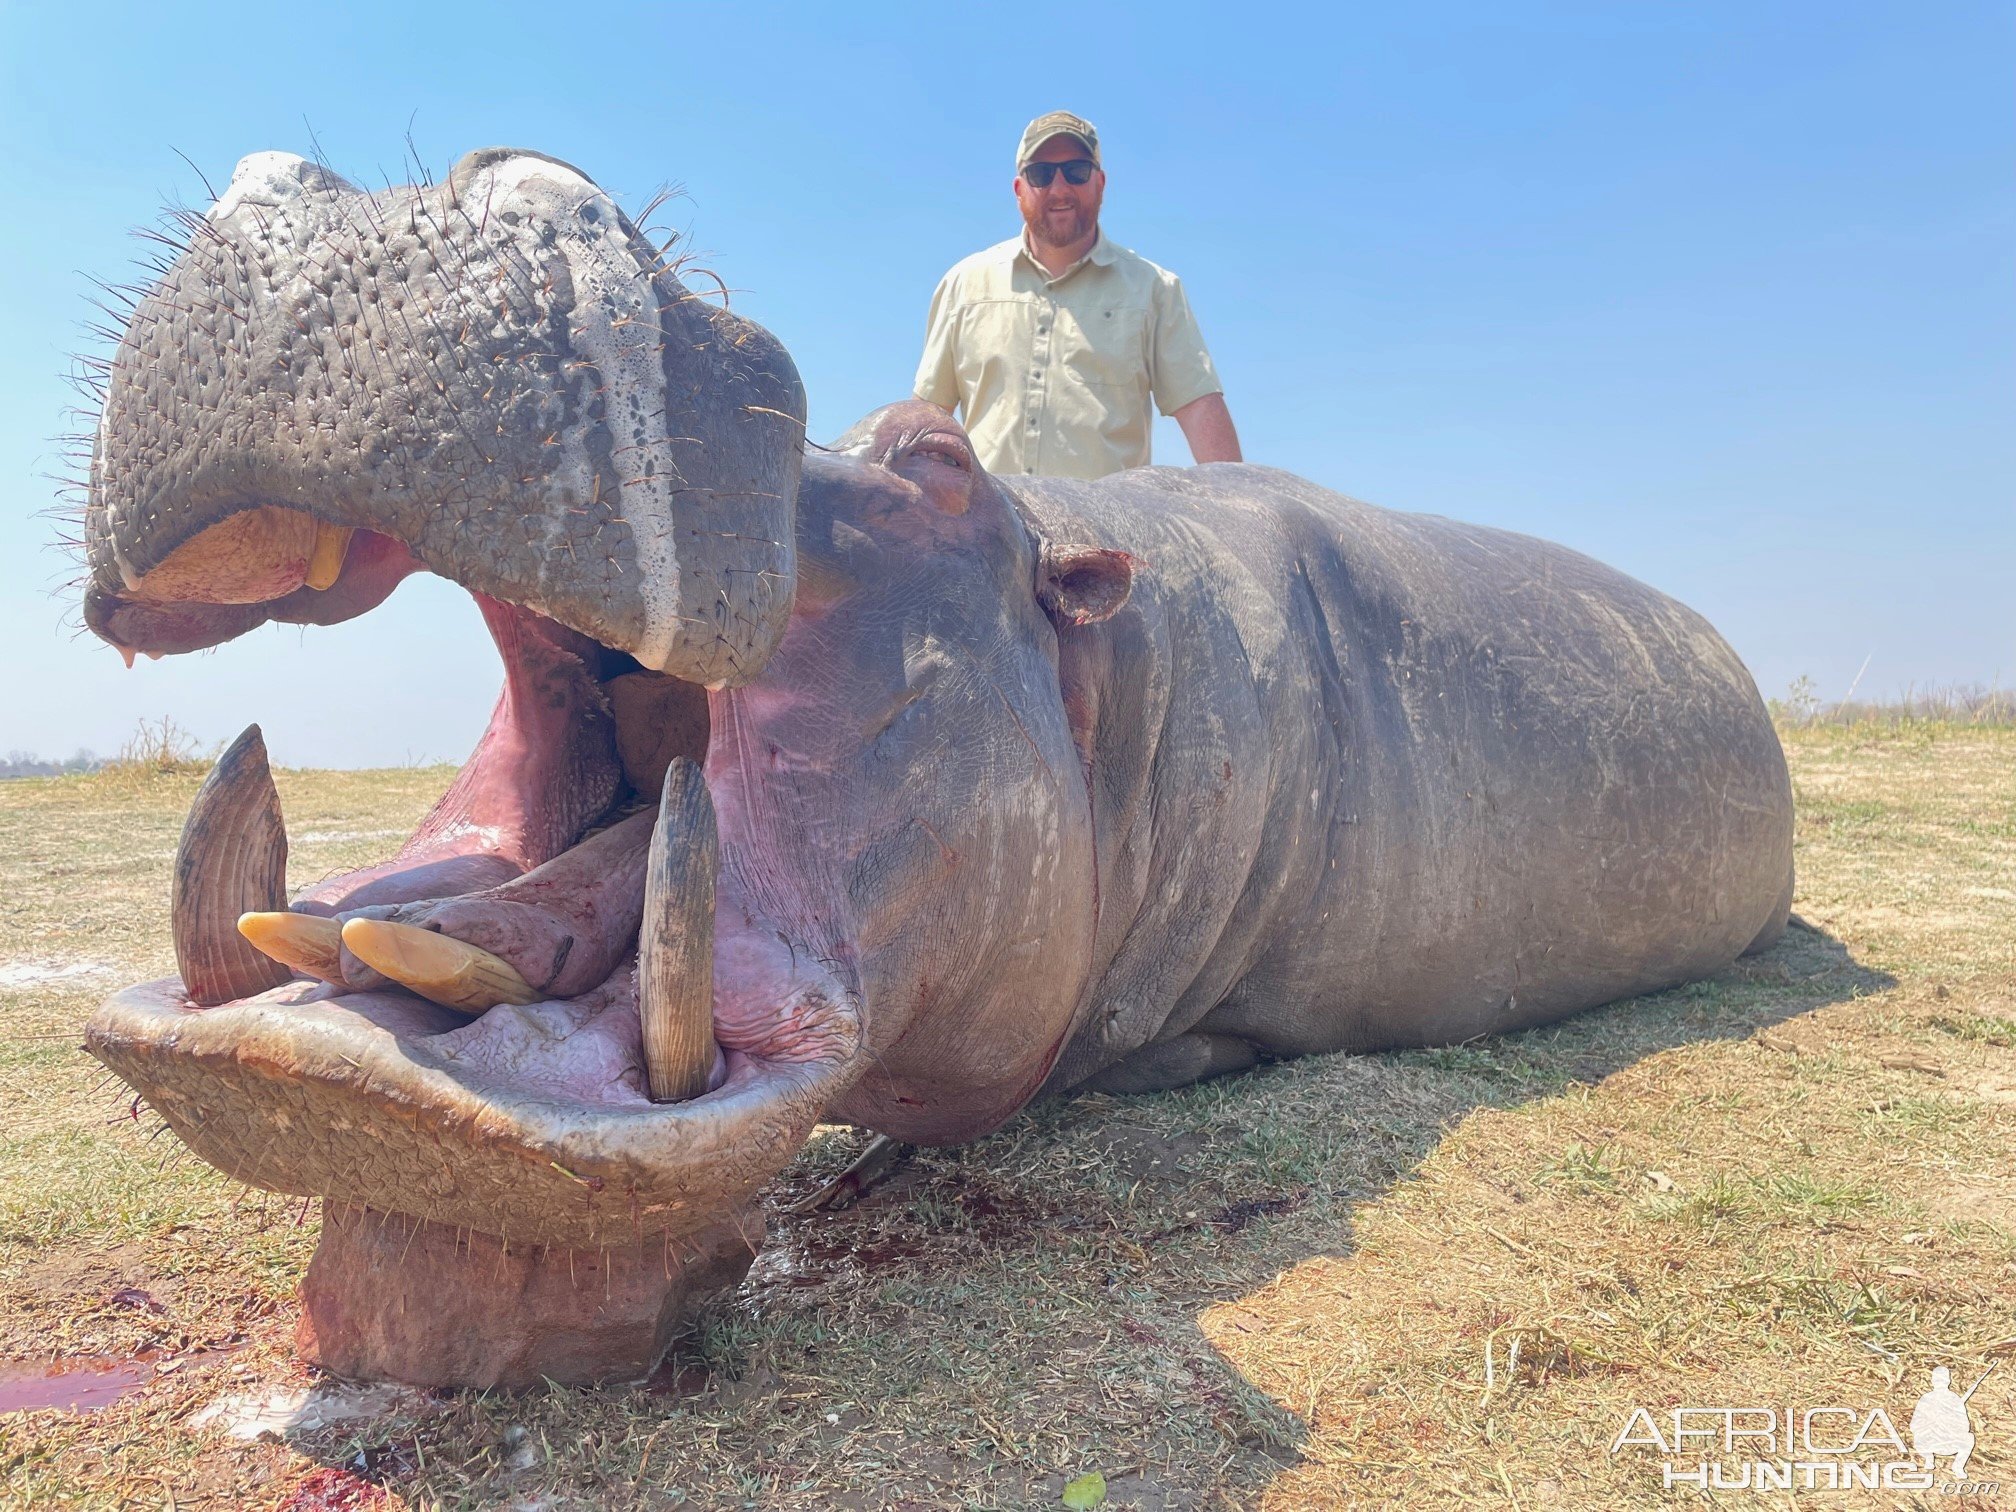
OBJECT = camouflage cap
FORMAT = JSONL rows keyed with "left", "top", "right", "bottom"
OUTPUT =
{"left": 1016, "top": 111, "right": 1100, "bottom": 169}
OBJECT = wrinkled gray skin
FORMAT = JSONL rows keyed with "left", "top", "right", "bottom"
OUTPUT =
{"left": 1006, "top": 452, "right": 1795, "bottom": 1096}
{"left": 82, "top": 149, "right": 1791, "bottom": 1334}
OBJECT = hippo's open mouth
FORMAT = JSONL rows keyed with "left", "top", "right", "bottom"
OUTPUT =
{"left": 80, "top": 147, "right": 860, "bottom": 1252}
{"left": 90, "top": 534, "right": 862, "bottom": 1248}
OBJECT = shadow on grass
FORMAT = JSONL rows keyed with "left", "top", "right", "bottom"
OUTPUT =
{"left": 292, "top": 921, "right": 1894, "bottom": 1509}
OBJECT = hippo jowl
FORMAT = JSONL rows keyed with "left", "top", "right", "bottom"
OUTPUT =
{"left": 80, "top": 147, "right": 1792, "bottom": 1388}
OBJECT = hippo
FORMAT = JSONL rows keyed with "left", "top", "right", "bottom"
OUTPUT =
{"left": 79, "top": 148, "right": 1794, "bottom": 1388}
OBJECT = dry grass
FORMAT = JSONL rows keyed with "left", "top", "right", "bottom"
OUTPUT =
{"left": 1770, "top": 679, "right": 2016, "bottom": 730}
{"left": 2, "top": 725, "right": 2012, "bottom": 1508}
{"left": 82, "top": 717, "right": 215, "bottom": 795}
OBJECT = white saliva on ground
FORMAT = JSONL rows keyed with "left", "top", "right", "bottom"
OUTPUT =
{"left": 0, "top": 961, "right": 116, "bottom": 988}
{"left": 187, "top": 1379, "right": 428, "bottom": 1441}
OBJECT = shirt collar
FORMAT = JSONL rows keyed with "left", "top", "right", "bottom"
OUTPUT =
{"left": 1012, "top": 229, "right": 1114, "bottom": 283}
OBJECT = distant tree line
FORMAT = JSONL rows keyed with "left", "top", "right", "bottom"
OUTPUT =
{"left": 1, "top": 749, "right": 106, "bottom": 779}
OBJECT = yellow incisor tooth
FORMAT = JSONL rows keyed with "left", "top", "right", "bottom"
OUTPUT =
{"left": 338, "top": 917, "right": 538, "bottom": 1016}
{"left": 238, "top": 911, "right": 344, "bottom": 983}
{"left": 304, "top": 523, "right": 353, "bottom": 591}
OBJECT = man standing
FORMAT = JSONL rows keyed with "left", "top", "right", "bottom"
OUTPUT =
{"left": 915, "top": 111, "right": 1241, "bottom": 480}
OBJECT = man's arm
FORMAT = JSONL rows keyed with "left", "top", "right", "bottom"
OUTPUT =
{"left": 1172, "top": 392, "right": 1242, "bottom": 464}
{"left": 1150, "top": 272, "right": 1239, "bottom": 464}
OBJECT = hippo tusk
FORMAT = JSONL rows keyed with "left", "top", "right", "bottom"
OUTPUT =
{"left": 639, "top": 757, "right": 719, "bottom": 1103}
{"left": 237, "top": 910, "right": 344, "bottom": 983}
{"left": 339, "top": 917, "right": 539, "bottom": 1015}
{"left": 173, "top": 725, "right": 294, "bottom": 1006}
{"left": 304, "top": 523, "right": 353, "bottom": 591}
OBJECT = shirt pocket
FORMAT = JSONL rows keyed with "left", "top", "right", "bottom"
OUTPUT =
{"left": 955, "top": 298, "right": 1037, "bottom": 385}
{"left": 1057, "top": 304, "right": 1148, "bottom": 391}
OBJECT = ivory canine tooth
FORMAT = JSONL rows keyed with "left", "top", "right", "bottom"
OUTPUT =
{"left": 304, "top": 523, "right": 353, "bottom": 591}
{"left": 238, "top": 911, "right": 344, "bottom": 982}
{"left": 173, "top": 725, "right": 293, "bottom": 1006}
{"left": 339, "top": 917, "right": 538, "bottom": 1015}
{"left": 639, "top": 757, "right": 719, "bottom": 1103}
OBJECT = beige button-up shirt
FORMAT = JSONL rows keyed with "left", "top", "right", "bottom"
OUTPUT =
{"left": 913, "top": 233, "right": 1223, "bottom": 479}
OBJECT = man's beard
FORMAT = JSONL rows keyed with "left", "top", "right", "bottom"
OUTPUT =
{"left": 1025, "top": 202, "right": 1095, "bottom": 250}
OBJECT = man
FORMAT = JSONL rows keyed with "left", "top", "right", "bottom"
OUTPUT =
{"left": 915, "top": 110, "right": 1241, "bottom": 480}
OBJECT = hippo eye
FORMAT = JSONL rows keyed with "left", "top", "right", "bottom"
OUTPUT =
{"left": 906, "top": 434, "right": 971, "bottom": 472}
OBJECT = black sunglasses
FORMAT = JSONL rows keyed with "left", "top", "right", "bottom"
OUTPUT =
{"left": 1022, "top": 159, "right": 1097, "bottom": 189}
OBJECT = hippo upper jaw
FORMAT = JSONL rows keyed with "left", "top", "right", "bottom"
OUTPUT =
{"left": 80, "top": 146, "right": 805, "bottom": 688}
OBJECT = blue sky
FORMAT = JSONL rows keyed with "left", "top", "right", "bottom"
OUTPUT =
{"left": 2, "top": 1, "right": 2009, "bottom": 767}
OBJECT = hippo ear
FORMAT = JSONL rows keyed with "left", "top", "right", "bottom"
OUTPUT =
{"left": 1038, "top": 545, "right": 1134, "bottom": 627}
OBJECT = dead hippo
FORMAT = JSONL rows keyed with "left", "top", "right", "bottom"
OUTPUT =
{"left": 78, "top": 148, "right": 1794, "bottom": 1388}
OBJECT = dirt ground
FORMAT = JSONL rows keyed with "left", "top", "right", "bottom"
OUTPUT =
{"left": 1, "top": 722, "right": 2011, "bottom": 1509}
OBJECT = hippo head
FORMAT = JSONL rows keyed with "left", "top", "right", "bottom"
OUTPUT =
{"left": 79, "top": 148, "right": 1131, "bottom": 1385}
{"left": 725, "top": 401, "right": 1134, "bottom": 1142}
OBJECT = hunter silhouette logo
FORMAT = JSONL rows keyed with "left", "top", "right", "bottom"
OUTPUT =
{"left": 1911, "top": 1364, "right": 1993, "bottom": 1480}
{"left": 1610, "top": 1361, "right": 2000, "bottom": 1493}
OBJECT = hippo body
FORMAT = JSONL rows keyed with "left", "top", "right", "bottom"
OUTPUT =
{"left": 78, "top": 147, "right": 1792, "bottom": 1386}
{"left": 1000, "top": 463, "right": 1792, "bottom": 1100}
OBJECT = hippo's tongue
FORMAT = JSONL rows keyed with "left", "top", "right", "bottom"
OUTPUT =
{"left": 250, "top": 764, "right": 724, "bottom": 1105}
{"left": 326, "top": 810, "right": 659, "bottom": 1002}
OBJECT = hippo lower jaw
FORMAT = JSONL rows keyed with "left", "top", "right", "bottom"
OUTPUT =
{"left": 86, "top": 972, "right": 858, "bottom": 1250}
{"left": 87, "top": 972, "right": 849, "bottom": 1385}
{"left": 84, "top": 556, "right": 865, "bottom": 1385}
